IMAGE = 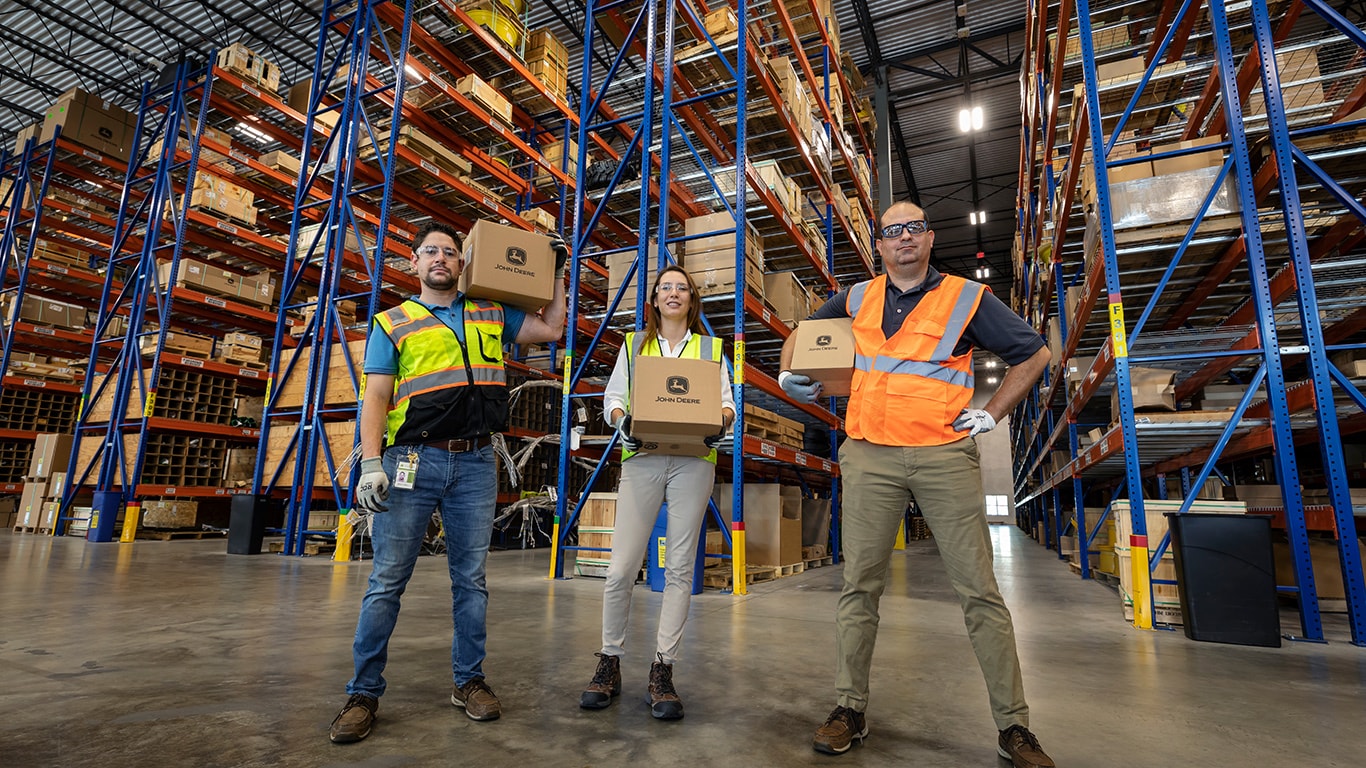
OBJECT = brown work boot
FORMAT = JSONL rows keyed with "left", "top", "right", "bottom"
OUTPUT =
{"left": 646, "top": 653, "right": 683, "bottom": 720}
{"left": 451, "top": 677, "right": 501, "bottom": 721}
{"left": 998, "top": 724, "right": 1056, "bottom": 768}
{"left": 812, "top": 705, "right": 868, "bottom": 754}
{"left": 329, "top": 693, "right": 378, "bottom": 743}
{"left": 580, "top": 653, "right": 622, "bottom": 709}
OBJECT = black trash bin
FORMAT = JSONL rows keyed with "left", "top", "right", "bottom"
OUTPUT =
{"left": 227, "top": 494, "right": 272, "bottom": 555}
{"left": 1165, "top": 512, "right": 1280, "bottom": 647}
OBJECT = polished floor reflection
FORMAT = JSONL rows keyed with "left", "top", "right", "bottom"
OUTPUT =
{"left": 3, "top": 526, "right": 1364, "bottom": 767}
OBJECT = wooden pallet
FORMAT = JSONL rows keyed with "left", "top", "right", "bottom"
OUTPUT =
{"left": 702, "top": 563, "right": 777, "bottom": 589}
{"left": 12, "top": 526, "right": 51, "bottom": 535}
{"left": 220, "top": 354, "right": 267, "bottom": 370}
{"left": 267, "top": 539, "right": 336, "bottom": 556}
{"left": 135, "top": 528, "right": 226, "bottom": 541}
{"left": 804, "top": 556, "right": 834, "bottom": 569}
{"left": 1090, "top": 568, "right": 1121, "bottom": 587}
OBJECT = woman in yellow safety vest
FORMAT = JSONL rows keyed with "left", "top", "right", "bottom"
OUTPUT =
{"left": 578, "top": 263, "right": 733, "bottom": 720}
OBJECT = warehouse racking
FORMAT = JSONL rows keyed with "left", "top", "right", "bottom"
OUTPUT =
{"left": 1012, "top": 0, "right": 1366, "bottom": 642}
{"left": 547, "top": 0, "right": 878, "bottom": 592}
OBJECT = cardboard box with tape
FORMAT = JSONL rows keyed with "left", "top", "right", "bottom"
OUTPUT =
{"left": 459, "top": 219, "right": 556, "bottom": 311}
{"left": 628, "top": 355, "right": 723, "bottom": 457}
{"left": 788, "top": 318, "right": 856, "bottom": 396}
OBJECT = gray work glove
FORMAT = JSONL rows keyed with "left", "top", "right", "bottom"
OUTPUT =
{"left": 549, "top": 235, "right": 569, "bottom": 272}
{"left": 703, "top": 431, "right": 725, "bottom": 449}
{"left": 611, "top": 412, "right": 643, "bottom": 452}
{"left": 952, "top": 408, "right": 997, "bottom": 437}
{"left": 778, "top": 370, "right": 823, "bottom": 404}
{"left": 354, "top": 457, "right": 390, "bottom": 513}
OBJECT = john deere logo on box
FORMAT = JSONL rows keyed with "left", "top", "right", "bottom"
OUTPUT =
{"left": 816, "top": 334, "right": 832, "bottom": 346}
{"left": 667, "top": 376, "right": 690, "bottom": 395}
{"left": 505, "top": 247, "right": 528, "bottom": 266}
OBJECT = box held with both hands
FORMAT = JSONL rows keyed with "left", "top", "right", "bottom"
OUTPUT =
{"left": 789, "top": 318, "right": 856, "bottom": 397}
{"left": 459, "top": 219, "right": 556, "bottom": 312}
{"left": 628, "top": 355, "right": 723, "bottom": 457}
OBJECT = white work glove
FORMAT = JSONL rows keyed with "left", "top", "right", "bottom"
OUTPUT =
{"left": 952, "top": 408, "right": 997, "bottom": 437}
{"left": 778, "top": 371, "right": 823, "bottom": 403}
{"left": 354, "top": 457, "right": 390, "bottom": 513}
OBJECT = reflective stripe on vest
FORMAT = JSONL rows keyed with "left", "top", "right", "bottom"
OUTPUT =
{"left": 845, "top": 274, "right": 985, "bottom": 446}
{"left": 376, "top": 298, "right": 506, "bottom": 444}
{"left": 622, "top": 331, "right": 722, "bottom": 464}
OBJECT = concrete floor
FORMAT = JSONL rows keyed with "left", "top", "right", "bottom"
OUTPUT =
{"left": 3, "top": 526, "right": 1365, "bottom": 768}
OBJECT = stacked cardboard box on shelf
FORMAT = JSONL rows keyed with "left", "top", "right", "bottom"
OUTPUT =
{"left": 750, "top": 160, "right": 803, "bottom": 221}
{"left": 513, "top": 28, "right": 569, "bottom": 114}
{"left": 456, "top": 72, "right": 514, "bottom": 125}
{"left": 535, "top": 138, "right": 579, "bottom": 188}
{"left": 1, "top": 293, "right": 90, "bottom": 331}
{"left": 219, "top": 331, "right": 264, "bottom": 367}
{"left": 274, "top": 339, "right": 366, "bottom": 408}
{"left": 148, "top": 122, "right": 234, "bottom": 166}
{"left": 190, "top": 172, "right": 258, "bottom": 226}
{"left": 742, "top": 403, "right": 805, "bottom": 449}
{"left": 762, "top": 271, "right": 813, "bottom": 328}
{"left": 216, "top": 43, "right": 282, "bottom": 92}
{"left": 39, "top": 87, "right": 139, "bottom": 162}
{"left": 157, "top": 257, "right": 276, "bottom": 308}
{"left": 681, "top": 211, "right": 764, "bottom": 300}
{"left": 605, "top": 246, "right": 662, "bottom": 313}
{"left": 16, "top": 433, "right": 73, "bottom": 532}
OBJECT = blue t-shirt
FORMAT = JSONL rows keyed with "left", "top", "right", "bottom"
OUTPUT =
{"left": 363, "top": 295, "right": 527, "bottom": 375}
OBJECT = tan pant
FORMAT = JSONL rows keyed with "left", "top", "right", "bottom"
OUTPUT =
{"left": 601, "top": 453, "right": 716, "bottom": 665}
{"left": 835, "top": 437, "right": 1028, "bottom": 730}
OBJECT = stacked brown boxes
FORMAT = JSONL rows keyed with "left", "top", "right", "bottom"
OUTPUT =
{"left": 575, "top": 492, "right": 618, "bottom": 577}
{"left": 762, "top": 272, "right": 812, "bottom": 328}
{"left": 16, "top": 433, "right": 73, "bottom": 532}
{"left": 190, "top": 172, "right": 258, "bottom": 226}
{"left": 750, "top": 160, "right": 802, "bottom": 221}
{"left": 681, "top": 211, "right": 764, "bottom": 300}
{"left": 536, "top": 138, "right": 578, "bottom": 188}
{"left": 518, "top": 28, "right": 569, "bottom": 114}
{"left": 606, "top": 244, "right": 663, "bottom": 313}
{"left": 140, "top": 499, "right": 199, "bottom": 529}
{"left": 456, "top": 73, "right": 514, "bottom": 125}
{"left": 39, "top": 87, "right": 139, "bottom": 162}
{"left": 216, "top": 43, "right": 282, "bottom": 92}
{"left": 3, "top": 293, "right": 90, "bottom": 331}
{"left": 219, "top": 332, "right": 264, "bottom": 367}
{"left": 742, "top": 403, "right": 805, "bottom": 449}
{"left": 158, "top": 258, "right": 275, "bottom": 308}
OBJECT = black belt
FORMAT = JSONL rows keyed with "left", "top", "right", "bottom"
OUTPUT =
{"left": 424, "top": 436, "right": 492, "bottom": 453}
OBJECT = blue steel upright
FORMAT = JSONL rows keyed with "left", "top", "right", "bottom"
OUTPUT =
{"left": 253, "top": 0, "right": 412, "bottom": 556}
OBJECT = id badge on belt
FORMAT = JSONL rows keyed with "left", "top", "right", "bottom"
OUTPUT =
{"left": 394, "top": 451, "right": 418, "bottom": 490}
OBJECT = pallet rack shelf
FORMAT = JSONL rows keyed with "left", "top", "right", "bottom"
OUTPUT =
{"left": 1012, "top": 0, "right": 1366, "bottom": 642}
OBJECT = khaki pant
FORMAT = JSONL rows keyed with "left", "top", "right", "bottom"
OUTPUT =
{"left": 835, "top": 437, "right": 1028, "bottom": 730}
{"left": 601, "top": 453, "right": 716, "bottom": 665}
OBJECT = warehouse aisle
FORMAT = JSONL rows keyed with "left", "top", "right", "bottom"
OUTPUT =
{"left": 3, "top": 526, "right": 1364, "bottom": 767}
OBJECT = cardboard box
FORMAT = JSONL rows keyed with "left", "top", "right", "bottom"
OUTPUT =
{"left": 1273, "top": 538, "right": 1366, "bottom": 602}
{"left": 455, "top": 73, "right": 514, "bottom": 124}
{"left": 683, "top": 212, "right": 764, "bottom": 269}
{"left": 459, "top": 219, "right": 556, "bottom": 311}
{"left": 715, "top": 483, "right": 803, "bottom": 566}
{"left": 190, "top": 187, "right": 258, "bottom": 226}
{"left": 29, "top": 433, "right": 74, "bottom": 478}
{"left": 801, "top": 497, "right": 832, "bottom": 549}
{"left": 1111, "top": 366, "right": 1177, "bottom": 422}
{"left": 223, "top": 331, "right": 263, "bottom": 350}
{"left": 217, "top": 42, "right": 281, "bottom": 92}
{"left": 141, "top": 499, "right": 199, "bottom": 529}
{"left": 18, "top": 480, "right": 48, "bottom": 528}
{"left": 763, "top": 271, "right": 811, "bottom": 326}
{"left": 258, "top": 150, "right": 301, "bottom": 177}
{"left": 223, "top": 447, "right": 258, "bottom": 485}
{"left": 691, "top": 259, "right": 764, "bottom": 299}
{"left": 1246, "top": 47, "right": 1323, "bottom": 118}
{"left": 158, "top": 259, "right": 275, "bottom": 307}
{"left": 789, "top": 318, "right": 856, "bottom": 397}
{"left": 275, "top": 339, "right": 366, "bottom": 408}
{"left": 628, "top": 355, "right": 723, "bottom": 454}
{"left": 40, "top": 87, "right": 138, "bottom": 161}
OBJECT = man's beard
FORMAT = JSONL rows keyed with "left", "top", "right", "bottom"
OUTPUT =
{"left": 422, "top": 271, "right": 457, "bottom": 290}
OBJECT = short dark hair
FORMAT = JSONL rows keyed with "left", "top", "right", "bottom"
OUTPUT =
{"left": 412, "top": 221, "right": 463, "bottom": 251}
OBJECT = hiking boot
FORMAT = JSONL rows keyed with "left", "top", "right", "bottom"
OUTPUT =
{"left": 998, "top": 724, "right": 1056, "bottom": 768}
{"left": 329, "top": 693, "right": 378, "bottom": 743}
{"left": 812, "top": 705, "right": 868, "bottom": 754}
{"left": 646, "top": 653, "right": 683, "bottom": 720}
{"left": 451, "top": 677, "right": 502, "bottom": 721}
{"left": 580, "top": 653, "right": 622, "bottom": 709}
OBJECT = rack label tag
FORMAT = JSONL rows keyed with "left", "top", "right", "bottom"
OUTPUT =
{"left": 1109, "top": 301, "right": 1127, "bottom": 358}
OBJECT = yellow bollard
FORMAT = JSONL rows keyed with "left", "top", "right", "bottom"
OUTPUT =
{"left": 1130, "top": 535, "right": 1153, "bottom": 630}
{"left": 894, "top": 519, "right": 907, "bottom": 550}
{"left": 333, "top": 513, "right": 354, "bottom": 561}
{"left": 547, "top": 515, "right": 561, "bottom": 578}
{"left": 731, "top": 523, "right": 747, "bottom": 595}
{"left": 119, "top": 503, "right": 140, "bottom": 543}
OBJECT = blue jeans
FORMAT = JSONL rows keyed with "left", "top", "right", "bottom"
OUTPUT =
{"left": 347, "top": 443, "right": 498, "bottom": 698}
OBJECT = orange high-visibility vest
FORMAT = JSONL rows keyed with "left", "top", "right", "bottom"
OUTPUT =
{"left": 845, "top": 274, "right": 985, "bottom": 446}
